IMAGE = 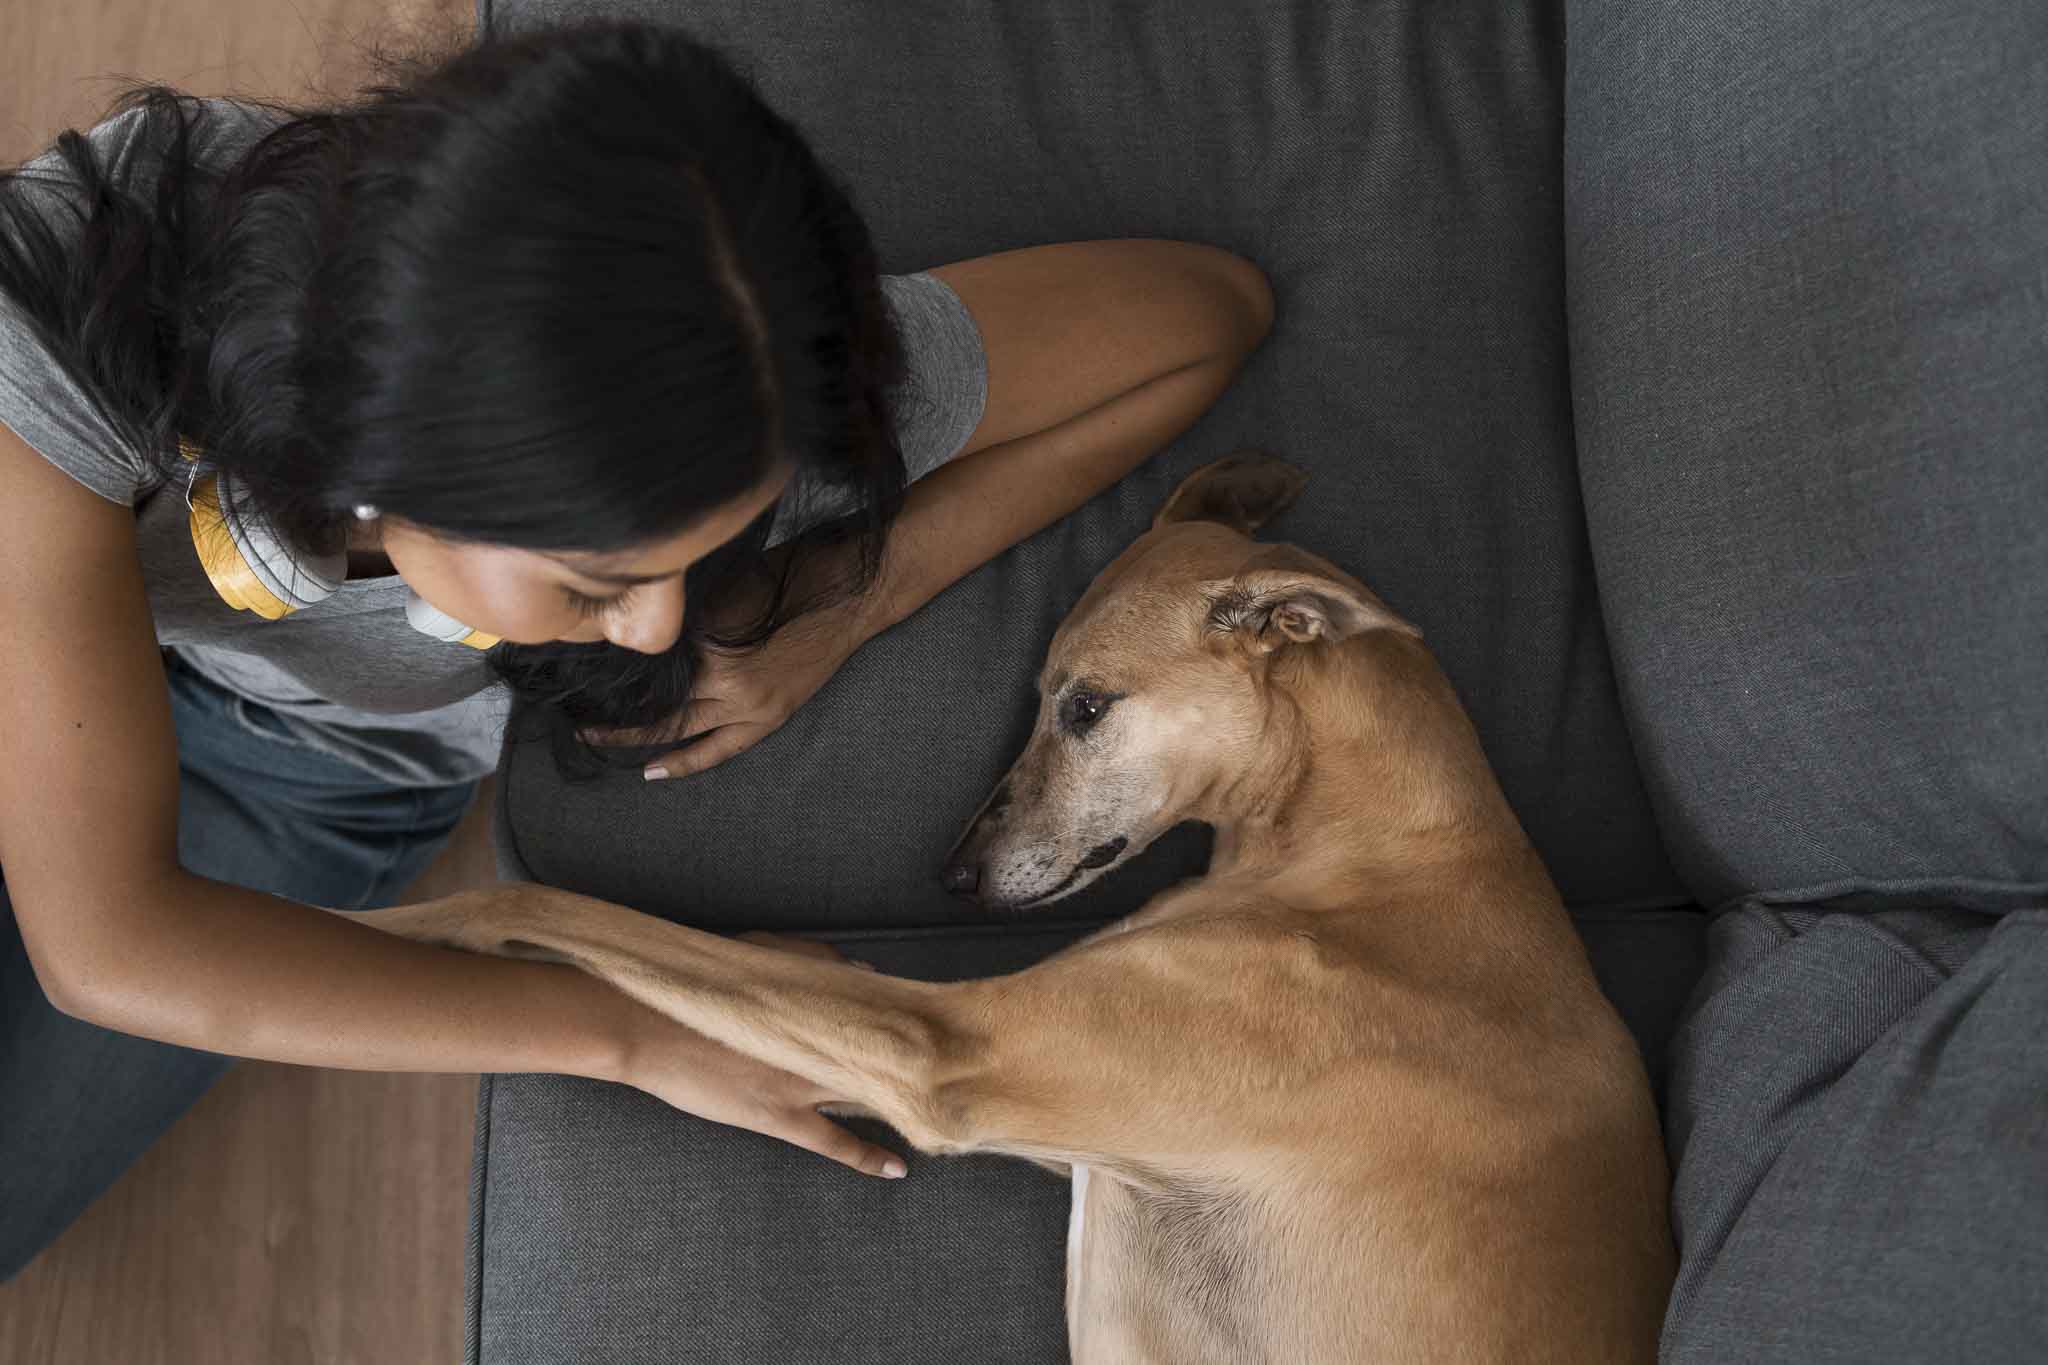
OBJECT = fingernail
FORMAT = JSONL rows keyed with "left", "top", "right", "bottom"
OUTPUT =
{"left": 882, "top": 1157, "right": 907, "bottom": 1179}
{"left": 643, "top": 765, "right": 669, "bottom": 781}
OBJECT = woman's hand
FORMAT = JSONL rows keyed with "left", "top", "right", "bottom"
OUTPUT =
{"left": 586, "top": 536, "right": 877, "bottom": 780}
{"left": 617, "top": 935, "right": 906, "bottom": 1178}
{"left": 638, "top": 595, "right": 867, "bottom": 780}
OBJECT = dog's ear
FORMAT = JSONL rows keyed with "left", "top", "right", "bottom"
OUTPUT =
{"left": 1202, "top": 567, "right": 1420, "bottom": 654}
{"left": 1153, "top": 452, "right": 1308, "bottom": 535}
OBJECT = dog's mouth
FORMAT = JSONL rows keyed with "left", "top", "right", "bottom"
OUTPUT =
{"left": 1016, "top": 836, "right": 1130, "bottom": 909}
{"left": 1079, "top": 836, "right": 1129, "bottom": 870}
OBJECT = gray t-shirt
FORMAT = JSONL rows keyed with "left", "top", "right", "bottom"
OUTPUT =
{"left": 0, "top": 101, "right": 988, "bottom": 786}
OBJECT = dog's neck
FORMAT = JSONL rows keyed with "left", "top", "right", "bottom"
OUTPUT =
{"left": 1202, "top": 633, "right": 1526, "bottom": 907}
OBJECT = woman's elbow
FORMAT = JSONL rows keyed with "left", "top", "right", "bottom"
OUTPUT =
{"left": 16, "top": 891, "right": 133, "bottom": 1026}
{"left": 1227, "top": 253, "right": 1276, "bottom": 349}
{"left": 29, "top": 936, "right": 97, "bottom": 1022}
{"left": 1187, "top": 245, "right": 1274, "bottom": 362}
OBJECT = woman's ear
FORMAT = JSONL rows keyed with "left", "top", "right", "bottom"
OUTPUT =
{"left": 1153, "top": 451, "right": 1308, "bottom": 535}
{"left": 1201, "top": 566, "right": 1420, "bottom": 654}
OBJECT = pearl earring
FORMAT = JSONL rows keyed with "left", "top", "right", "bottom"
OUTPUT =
{"left": 352, "top": 503, "right": 380, "bottom": 522}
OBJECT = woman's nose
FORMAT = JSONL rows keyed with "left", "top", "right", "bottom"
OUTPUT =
{"left": 604, "top": 579, "right": 686, "bottom": 655}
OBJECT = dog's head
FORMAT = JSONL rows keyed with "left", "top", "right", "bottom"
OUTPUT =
{"left": 940, "top": 452, "right": 1420, "bottom": 909}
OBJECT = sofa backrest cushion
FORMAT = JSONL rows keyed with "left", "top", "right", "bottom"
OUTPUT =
{"left": 1564, "top": 0, "right": 2048, "bottom": 912}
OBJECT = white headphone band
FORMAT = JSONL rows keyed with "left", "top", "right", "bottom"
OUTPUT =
{"left": 207, "top": 472, "right": 492, "bottom": 646}
{"left": 215, "top": 473, "right": 345, "bottom": 611}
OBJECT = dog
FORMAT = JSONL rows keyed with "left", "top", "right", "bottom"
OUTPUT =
{"left": 353, "top": 454, "right": 1675, "bottom": 1363}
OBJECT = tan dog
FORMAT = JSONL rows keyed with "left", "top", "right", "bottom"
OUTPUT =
{"left": 355, "top": 454, "right": 1674, "bottom": 1363}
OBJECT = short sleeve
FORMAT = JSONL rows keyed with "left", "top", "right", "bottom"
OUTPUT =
{"left": 882, "top": 270, "right": 988, "bottom": 480}
{"left": 0, "top": 300, "right": 152, "bottom": 504}
{"left": 763, "top": 270, "right": 988, "bottom": 546}
{"left": 0, "top": 99, "right": 278, "bottom": 506}
{"left": 0, "top": 108, "right": 162, "bottom": 505}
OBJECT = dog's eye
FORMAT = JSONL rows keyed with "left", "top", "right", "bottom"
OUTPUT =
{"left": 1063, "top": 691, "right": 1109, "bottom": 731}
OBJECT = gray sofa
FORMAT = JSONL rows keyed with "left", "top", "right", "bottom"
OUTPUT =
{"left": 467, "top": 1, "right": 2048, "bottom": 1361}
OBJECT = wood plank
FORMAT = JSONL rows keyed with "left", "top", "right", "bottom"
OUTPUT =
{"left": 2, "top": 0, "right": 475, "bottom": 166}
{"left": 0, "top": 1066, "right": 479, "bottom": 1365}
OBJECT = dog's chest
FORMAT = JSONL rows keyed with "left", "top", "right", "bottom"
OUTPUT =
{"left": 1066, "top": 1169, "right": 1263, "bottom": 1364}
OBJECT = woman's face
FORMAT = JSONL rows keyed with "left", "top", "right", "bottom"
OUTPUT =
{"left": 379, "top": 464, "right": 793, "bottom": 653}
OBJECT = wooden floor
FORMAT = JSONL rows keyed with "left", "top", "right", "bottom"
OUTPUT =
{"left": 0, "top": 0, "right": 478, "bottom": 166}
{"left": 2, "top": 6, "right": 500, "bottom": 1360}
{"left": 1, "top": 780, "right": 499, "bottom": 1365}
{"left": 1, "top": 1069, "right": 480, "bottom": 1365}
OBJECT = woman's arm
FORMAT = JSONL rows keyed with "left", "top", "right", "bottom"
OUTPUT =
{"left": 634, "top": 239, "right": 1275, "bottom": 777}
{"left": 0, "top": 422, "right": 901, "bottom": 1176}
{"left": 857, "top": 238, "right": 1275, "bottom": 636}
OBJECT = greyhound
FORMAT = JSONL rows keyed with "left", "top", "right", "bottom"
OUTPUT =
{"left": 352, "top": 454, "right": 1674, "bottom": 1363}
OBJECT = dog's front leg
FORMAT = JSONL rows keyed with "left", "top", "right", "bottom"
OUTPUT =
{"left": 343, "top": 887, "right": 987, "bottom": 1154}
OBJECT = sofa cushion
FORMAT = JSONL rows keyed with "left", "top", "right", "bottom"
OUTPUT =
{"left": 485, "top": 0, "right": 1689, "bottom": 931}
{"left": 463, "top": 909, "right": 1707, "bottom": 1365}
{"left": 1658, "top": 904, "right": 2048, "bottom": 1364}
{"left": 1564, "top": 0, "right": 2048, "bottom": 911}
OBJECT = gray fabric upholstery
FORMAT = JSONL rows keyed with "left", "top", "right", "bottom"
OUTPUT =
{"left": 1566, "top": 9, "right": 2048, "bottom": 1358}
{"left": 1564, "top": 0, "right": 2048, "bottom": 912}
{"left": 1660, "top": 906, "right": 2048, "bottom": 1362}
{"left": 464, "top": 911, "right": 1707, "bottom": 1365}
{"left": 488, "top": 0, "right": 1686, "bottom": 931}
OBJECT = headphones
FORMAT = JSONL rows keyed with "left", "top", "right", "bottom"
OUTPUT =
{"left": 181, "top": 442, "right": 499, "bottom": 649}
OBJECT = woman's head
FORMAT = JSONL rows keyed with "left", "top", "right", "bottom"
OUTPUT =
{"left": 374, "top": 459, "right": 793, "bottom": 654}
{"left": 4, "top": 21, "right": 909, "bottom": 767}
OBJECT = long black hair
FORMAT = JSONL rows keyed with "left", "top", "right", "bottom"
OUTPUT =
{"left": 0, "top": 21, "right": 909, "bottom": 773}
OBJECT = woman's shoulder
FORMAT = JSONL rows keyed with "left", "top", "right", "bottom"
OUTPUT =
{"left": 0, "top": 97, "right": 288, "bottom": 508}
{"left": 78, "top": 96, "right": 286, "bottom": 185}
{"left": 8, "top": 96, "right": 287, "bottom": 216}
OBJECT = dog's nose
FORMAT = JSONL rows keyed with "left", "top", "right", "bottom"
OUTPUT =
{"left": 940, "top": 862, "right": 981, "bottom": 898}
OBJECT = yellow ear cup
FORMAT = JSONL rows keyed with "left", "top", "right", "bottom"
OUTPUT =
{"left": 182, "top": 441, "right": 345, "bottom": 619}
{"left": 182, "top": 439, "right": 497, "bottom": 648}
{"left": 188, "top": 472, "right": 294, "bottom": 620}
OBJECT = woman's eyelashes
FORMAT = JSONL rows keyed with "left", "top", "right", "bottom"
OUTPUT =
{"left": 563, "top": 583, "right": 637, "bottom": 620}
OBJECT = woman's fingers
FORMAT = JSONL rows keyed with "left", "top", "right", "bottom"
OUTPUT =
{"left": 644, "top": 723, "right": 762, "bottom": 780}
{"left": 669, "top": 694, "right": 738, "bottom": 740}
{"left": 772, "top": 1107, "right": 909, "bottom": 1180}
{"left": 580, "top": 694, "right": 735, "bottom": 751}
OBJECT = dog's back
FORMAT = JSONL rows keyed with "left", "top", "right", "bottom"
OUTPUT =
{"left": 1057, "top": 861, "right": 1671, "bottom": 1363}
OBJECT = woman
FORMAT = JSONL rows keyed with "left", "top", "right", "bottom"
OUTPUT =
{"left": 0, "top": 21, "right": 1272, "bottom": 1278}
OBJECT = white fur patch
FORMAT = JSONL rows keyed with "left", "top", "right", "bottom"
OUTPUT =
{"left": 1067, "top": 1162, "right": 1091, "bottom": 1311}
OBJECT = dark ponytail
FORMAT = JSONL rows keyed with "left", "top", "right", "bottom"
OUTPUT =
{"left": 0, "top": 22, "right": 910, "bottom": 776}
